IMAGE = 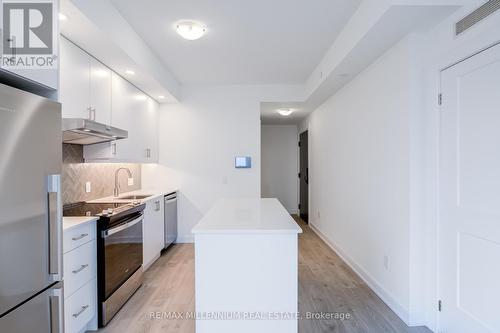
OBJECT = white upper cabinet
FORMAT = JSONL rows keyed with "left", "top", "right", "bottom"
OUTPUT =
{"left": 60, "top": 37, "right": 91, "bottom": 119}
{"left": 90, "top": 58, "right": 112, "bottom": 125}
{"left": 61, "top": 36, "right": 160, "bottom": 163}
{"left": 145, "top": 98, "right": 160, "bottom": 162}
{"left": 60, "top": 36, "right": 112, "bottom": 124}
{"left": 83, "top": 72, "right": 160, "bottom": 163}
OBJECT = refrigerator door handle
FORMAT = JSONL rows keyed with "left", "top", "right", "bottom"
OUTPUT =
{"left": 49, "top": 282, "right": 64, "bottom": 333}
{"left": 47, "top": 174, "right": 62, "bottom": 281}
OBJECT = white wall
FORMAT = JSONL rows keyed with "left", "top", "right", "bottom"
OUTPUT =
{"left": 261, "top": 125, "right": 298, "bottom": 214}
{"left": 303, "top": 36, "right": 415, "bottom": 323}
{"left": 415, "top": 5, "right": 500, "bottom": 331}
{"left": 142, "top": 84, "right": 299, "bottom": 242}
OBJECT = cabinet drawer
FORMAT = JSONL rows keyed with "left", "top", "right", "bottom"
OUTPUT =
{"left": 64, "top": 240, "right": 96, "bottom": 298}
{"left": 64, "top": 222, "right": 95, "bottom": 254}
{"left": 65, "top": 279, "right": 96, "bottom": 333}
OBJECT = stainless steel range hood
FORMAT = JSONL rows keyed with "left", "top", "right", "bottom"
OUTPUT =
{"left": 62, "top": 118, "right": 128, "bottom": 145}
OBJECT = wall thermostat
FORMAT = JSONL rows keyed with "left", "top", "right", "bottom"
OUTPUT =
{"left": 235, "top": 156, "right": 251, "bottom": 168}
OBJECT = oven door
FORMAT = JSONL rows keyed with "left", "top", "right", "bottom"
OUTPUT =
{"left": 102, "top": 214, "right": 143, "bottom": 299}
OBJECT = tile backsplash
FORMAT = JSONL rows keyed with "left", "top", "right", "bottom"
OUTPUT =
{"left": 62, "top": 144, "right": 141, "bottom": 204}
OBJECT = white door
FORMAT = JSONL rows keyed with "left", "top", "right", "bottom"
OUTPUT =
{"left": 439, "top": 43, "right": 500, "bottom": 333}
{"left": 60, "top": 37, "right": 91, "bottom": 119}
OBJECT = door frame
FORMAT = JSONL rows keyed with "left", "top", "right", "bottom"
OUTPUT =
{"left": 298, "top": 130, "right": 308, "bottom": 223}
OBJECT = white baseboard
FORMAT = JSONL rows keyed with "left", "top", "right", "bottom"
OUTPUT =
{"left": 176, "top": 234, "right": 194, "bottom": 243}
{"left": 308, "top": 223, "right": 412, "bottom": 326}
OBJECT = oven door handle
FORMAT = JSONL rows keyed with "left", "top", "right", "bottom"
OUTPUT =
{"left": 103, "top": 215, "right": 143, "bottom": 238}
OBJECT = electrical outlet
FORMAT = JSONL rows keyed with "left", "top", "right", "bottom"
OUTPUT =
{"left": 128, "top": 177, "right": 134, "bottom": 186}
{"left": 383, "top": 255, "right": 390, "bottom": 271}
{"left": 85, "top": 181, "right": 91, "bottom": 193}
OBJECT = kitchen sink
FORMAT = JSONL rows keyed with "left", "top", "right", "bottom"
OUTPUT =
{"left": 118, "top": 194, "right": 152, "bottom": 200}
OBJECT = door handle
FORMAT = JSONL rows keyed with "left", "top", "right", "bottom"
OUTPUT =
{"left": 72, "top": 264, "right": 89, "bottom": 274}
{"left": 72, "top": 233, "right": 88, "bottom": 241}
{"left": 72, "top": 305, "right": 90, "bottom": 318}
{"left": 47, "top": 175, "right": 62, "bottom": 281}
{"left": 49, "top": 282, "right": 64, "bottom": 333}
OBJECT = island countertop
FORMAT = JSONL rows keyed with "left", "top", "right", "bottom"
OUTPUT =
{"left": 192, "top": 198, "right": 302, "bottom": 234}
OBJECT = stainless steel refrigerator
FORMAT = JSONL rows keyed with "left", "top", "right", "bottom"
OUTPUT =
{"left": 0, "top": 83, "right": 64, "bottom": 332}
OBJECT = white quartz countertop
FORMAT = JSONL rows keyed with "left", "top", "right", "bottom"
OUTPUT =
{"left": 86, "top": 188, "right": 178, "bottom": 204}
{"left": 63, "top": 216, "right": 98, "bottom": 231}
{"left": 192, "top": 198, "right": 302, "bottom": 234}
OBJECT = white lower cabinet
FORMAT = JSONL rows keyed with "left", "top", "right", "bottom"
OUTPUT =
{"left": 143, "top": 197, "right": 165, "bottom": 269}
{"left": 65, "top": 279, "right": 97, "bottom": 333}
{"left": 63, "top": 221, "right": 98, "bottom": 333}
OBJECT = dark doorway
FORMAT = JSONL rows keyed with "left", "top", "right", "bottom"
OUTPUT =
{"left": 299, "top": 130, "right": 309, "bottom": 223}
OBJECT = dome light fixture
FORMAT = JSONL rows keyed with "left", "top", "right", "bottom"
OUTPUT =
{"left": 176, "top": 21, "right": 207, "bottom": 40}
{"left": 278, "top": 108, "right": 294, "bottom": 116}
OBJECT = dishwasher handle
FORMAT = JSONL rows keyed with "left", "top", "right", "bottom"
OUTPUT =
{"left": 165, "top": 194, "right": 177, "bottom": 202}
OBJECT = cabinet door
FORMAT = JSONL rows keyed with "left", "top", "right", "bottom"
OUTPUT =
{"left": 60, "top": 37, "right": 91, "bottom": 119}
{"left": 145, "top": 98, "right": 160, "bottom": 163}
{"left": 143, "top": 198, "right": 164, "bottom": 269}
{"left": 112, "top": 73, "right": 143, "bottom": 160}
{"left": 90, "top": 58, "right": 112, "bottom": 125}
{"left": 84, "top": 73, "right": 137, "bottom": 161}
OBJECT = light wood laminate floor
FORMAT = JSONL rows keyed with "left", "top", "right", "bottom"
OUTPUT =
{"left": 98, "top": 217, "right": 431, "bottom": 333}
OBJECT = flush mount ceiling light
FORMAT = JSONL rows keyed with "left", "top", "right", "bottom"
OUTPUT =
{"left": 277, "top": 108, "right": 294, "bottom": 116}
{"left": 58, "top": 13, "right": 68, "bottom": 21}
{"left": 176, "top": 21, "right": 207, "bottom": 40}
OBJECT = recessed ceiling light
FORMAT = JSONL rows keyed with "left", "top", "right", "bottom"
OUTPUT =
{"left": 278, "top": 108, "right": 294, "bottom": 116}
{"left": 158, "top": 95, "right": 165, "bottom": 99}
{"left": 125, "top": 70, "right": 135, "bottom": 75}
{"left": 135, "top": 94, "right": 147, "bottom": 100}
{"left": 176, "top": 21, "right": 207, "bottom": 40}
{"left": 58, "top": 13, "right": 68, "bottom": 21}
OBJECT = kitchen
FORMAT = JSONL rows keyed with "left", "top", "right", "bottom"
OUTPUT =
{"left": 2, "top": 1, "right": 500, "bottom": 333}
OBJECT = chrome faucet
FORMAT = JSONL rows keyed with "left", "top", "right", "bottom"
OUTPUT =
{"left": 114, "top": 167, "right": 132, "bottom": 197}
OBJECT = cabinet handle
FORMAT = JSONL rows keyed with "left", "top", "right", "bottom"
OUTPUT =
{"left": 72, "top": 233, "right": 88, "bottom": 241}
{"left": 112, "top": 142, "right": 117, "bottom": 155}
{"left": 72, "top": 305, "right": 89, "bottom": 318}
{"left": 146, "top": 148, "right": 151, "bottom": 158}
{"left": 155, "top": 200, "right": 160, "bottom": 211}
{"left": 72, "top": 264, "right": 89, "bottom": 274}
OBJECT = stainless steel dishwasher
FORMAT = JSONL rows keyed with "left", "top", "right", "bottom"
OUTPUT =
{"left": 164, "top": 192, "right": 178, "bottom": 248}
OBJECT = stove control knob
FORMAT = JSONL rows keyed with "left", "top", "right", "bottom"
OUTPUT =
{"left": 107, "top": 208, "right": 114, "bottom": 214}
{"left": 102, "top": 210, "right": 108, "bottom": 215}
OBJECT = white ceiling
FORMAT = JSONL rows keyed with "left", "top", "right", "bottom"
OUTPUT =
{"left": 110, "top": 0, "right": 362, "bottom": 85}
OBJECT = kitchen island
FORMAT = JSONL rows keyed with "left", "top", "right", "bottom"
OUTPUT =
{"left": 192, "top": 198, "right": 302, "bottom": 333}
